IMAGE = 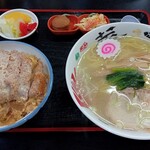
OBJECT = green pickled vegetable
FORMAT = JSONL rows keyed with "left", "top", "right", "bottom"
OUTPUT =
{"left": 106, "top": 67, "right": 145, "bottom": 90}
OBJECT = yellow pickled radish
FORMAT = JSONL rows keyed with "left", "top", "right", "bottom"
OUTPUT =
{"left": 4, "top": 12, "right": 31, "bottom": 23}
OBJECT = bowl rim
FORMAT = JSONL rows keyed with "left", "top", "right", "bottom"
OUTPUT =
{"left": 0, "top": 8, "right": 39, "bottom": 40}
{"left": 0, "top": 40, "right": 53, "bottom": 132}
{"left": 65, "top": 22, "right": 150, "bottom": 140}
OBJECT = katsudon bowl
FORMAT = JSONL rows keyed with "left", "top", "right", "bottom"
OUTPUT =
{"left": 66, "top": 22, "right": 150, "bottom": 140}
{"left": 0, "top": 41, "right": 53, "bottom": 132}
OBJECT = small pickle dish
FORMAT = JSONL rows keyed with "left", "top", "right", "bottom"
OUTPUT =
{"left": 47, "top": 13, "right": 110, "bottom": 35}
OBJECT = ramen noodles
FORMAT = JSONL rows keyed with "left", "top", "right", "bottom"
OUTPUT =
{"left": 0, "top": 50, "right": 48, "bottom": 126}
{"left": 76, "top": 36, "right": 150, "bottom": 131}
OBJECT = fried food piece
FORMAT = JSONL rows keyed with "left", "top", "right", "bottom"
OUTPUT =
{"left": 29, "top": 61, "right": 48, "bottom": 99}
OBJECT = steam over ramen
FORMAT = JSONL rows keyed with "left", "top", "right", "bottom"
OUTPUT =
{"left": 76, "top": 36, "right": 150, "bottom": 131}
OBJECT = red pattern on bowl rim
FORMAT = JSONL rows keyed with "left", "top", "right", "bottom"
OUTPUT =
{"left": 71, "top": 67, "right": 88, "bottom": 107}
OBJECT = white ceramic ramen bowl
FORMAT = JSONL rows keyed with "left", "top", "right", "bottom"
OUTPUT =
{"left": 0, "top": 41, "right": 53, "bottom": 132}
{"left": 66, "top": 22, "right": 150, "bottom": 140}
{"left": 0, "top": 9, "right": 38, "bottom": 40}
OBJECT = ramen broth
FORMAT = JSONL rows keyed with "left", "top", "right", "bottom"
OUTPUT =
{"left": 76, "top": 36, "right": 150, "bottom": 131}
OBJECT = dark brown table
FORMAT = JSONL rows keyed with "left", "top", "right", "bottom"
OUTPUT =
{"left": 1, "top": 0, "right": 150, "bottom": 149}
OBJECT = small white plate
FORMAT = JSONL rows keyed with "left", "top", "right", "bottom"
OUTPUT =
{"left": 0, "top": 9, "right": 39, "bottom": 40}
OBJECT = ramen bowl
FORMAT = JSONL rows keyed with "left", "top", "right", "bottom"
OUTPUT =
{"left": 0, "top": 41, "right": 53, "bottom": 132}
{"left": 66, "top": 22, "right": 150, "bottom": 140}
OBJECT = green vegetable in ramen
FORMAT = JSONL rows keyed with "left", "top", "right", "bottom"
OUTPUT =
{"left": 106, "top": 67, "right": 145, "bottom": 90}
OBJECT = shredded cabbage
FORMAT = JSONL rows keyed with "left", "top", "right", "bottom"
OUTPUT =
{"left": 0, "top": 18, "right": 20, "bottom": 38}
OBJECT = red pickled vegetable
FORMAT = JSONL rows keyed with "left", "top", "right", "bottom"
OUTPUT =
{"left": 19, "top": 22, "right": 28, "bottom": 36}
{"left": 19, "top": 22, "right": 37, "bottom": 37}
{"left": 27, "top": 22, "right": 37, "bottom": 31}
